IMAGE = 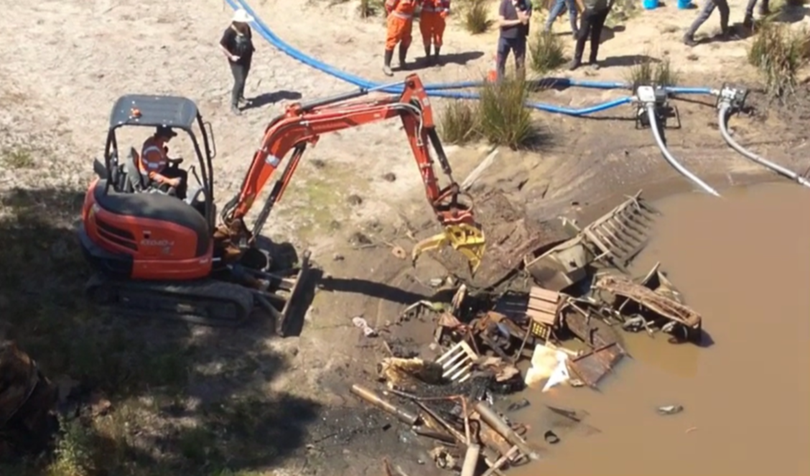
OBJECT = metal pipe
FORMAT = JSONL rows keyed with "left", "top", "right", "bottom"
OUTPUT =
{"left": 474, "top": 401, "right": 539, "bottom": 461}
{"left": 646, "top": 104, "right": 722, "bottom": 198}
{"left": 718, "top": 104, "right": 810, "bottom": 188}
{"left": 351, "top": 384, "right": 419, "bottom": 426}
{"left": 461, "top": 444, "right": 481, "bottom": 476}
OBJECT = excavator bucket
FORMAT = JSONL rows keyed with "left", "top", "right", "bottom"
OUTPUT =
{"left": 412, "top": 223, "right": 487, "bottom": 275}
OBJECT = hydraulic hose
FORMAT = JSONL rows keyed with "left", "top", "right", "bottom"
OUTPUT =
{"left": 718, "top": 104, "right": 810, "bottom": 188}
{"left": 229, "top": 0, "right": 714, "bottom": 116}
{"left": 646, "top": 104, "right": 722, "bottom": 197}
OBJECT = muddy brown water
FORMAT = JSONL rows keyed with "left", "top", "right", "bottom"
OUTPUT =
{"left": 511, "top": 181, "right": 810, "bottom": 476}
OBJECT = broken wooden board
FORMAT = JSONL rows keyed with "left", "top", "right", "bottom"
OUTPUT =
{"left": 568, "top": 342, "right": 625, "bottom": 388}
{"left": 580, "top": 191, "right": 660, "bottom": 270}
{"left": 430, "top": 190, "right": 572, "bottom": 289}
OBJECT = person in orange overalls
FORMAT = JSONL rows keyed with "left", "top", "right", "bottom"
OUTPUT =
{"left": 419, "top": 0, "right": 450, "bottom": 66}
{"left": 383, "top": 0, "right": 421, "bottom": 76}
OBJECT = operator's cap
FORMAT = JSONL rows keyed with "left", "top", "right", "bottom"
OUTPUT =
{"left": 156, "top": 125, "right": 177, "bottom": 138}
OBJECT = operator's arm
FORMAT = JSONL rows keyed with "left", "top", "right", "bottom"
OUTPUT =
{"left": 141, "top": 149, "right": 178, "bottom": 186}
{"left": 219, "top": 28, "right": 239, "bottom": 62}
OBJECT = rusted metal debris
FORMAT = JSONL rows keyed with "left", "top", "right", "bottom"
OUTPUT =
{"left": 594, "top": 263, "right": 703, "bottom": 342}
{"left": 358, "top": 191, "right": 710, "bottom": 475}
{"left": 523, "top": 191, "right": 660, "bottom": 291}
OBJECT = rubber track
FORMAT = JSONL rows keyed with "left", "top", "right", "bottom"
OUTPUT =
{"left": 86, "top": 273, "right": 255, "bottom": 327}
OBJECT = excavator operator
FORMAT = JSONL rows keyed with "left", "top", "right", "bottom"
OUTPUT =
{"left": 139, "top": 125, "right": 188, "bottom": 199}
{"left": 383, "top": 0, "right": 421, "bottom": 76}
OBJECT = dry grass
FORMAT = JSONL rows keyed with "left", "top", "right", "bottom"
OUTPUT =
{"left": 462, "top": 0, "right": 493, "bottom": 34}
{"left": 1, "top": 147, "right": 36, "bottom": 169}
{"left": 626, "top": 56, "right": 681, "bottom": 89}
{"left": 529, "top": 31, "right": 567, "bottom": 74}
{"left": 748, "top": 21, "right": 808, "bottom": 102}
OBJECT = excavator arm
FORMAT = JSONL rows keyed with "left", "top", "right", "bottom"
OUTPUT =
{"left": 217, "top": 74, "right": 486, "bottom": 273}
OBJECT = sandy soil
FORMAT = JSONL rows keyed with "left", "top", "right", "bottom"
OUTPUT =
{"left": 1, "top": 0, "right": 809, "bottom": 474}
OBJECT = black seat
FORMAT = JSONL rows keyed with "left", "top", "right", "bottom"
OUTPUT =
{"left": 93, "top": 179, "right": 211, "bottom": 257}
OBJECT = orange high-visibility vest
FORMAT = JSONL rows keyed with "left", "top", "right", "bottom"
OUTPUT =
{"left": 422, "top": 0, "right": 450, "bottom": 13}
{"left": 386, "top": 0, "right": 420, "bottom": 18}
{"left": 139, "top": 137, "right": 169, "bottom": 182}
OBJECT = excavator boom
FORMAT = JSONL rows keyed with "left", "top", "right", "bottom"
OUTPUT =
{"left": 218, "top": 74, "right": 486, "bottom": 273}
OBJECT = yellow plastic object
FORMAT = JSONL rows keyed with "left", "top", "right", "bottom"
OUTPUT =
{"left": 411, "top": 223, "right": 486, "bottom": 274}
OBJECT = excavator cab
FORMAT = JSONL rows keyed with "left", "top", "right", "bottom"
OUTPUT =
{"left": 93, "top": 94, "right": 218, "bottom": 227}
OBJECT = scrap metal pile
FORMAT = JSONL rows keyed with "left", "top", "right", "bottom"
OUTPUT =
{"left": 351, "top": 191, "right": 708, "bottom": 475}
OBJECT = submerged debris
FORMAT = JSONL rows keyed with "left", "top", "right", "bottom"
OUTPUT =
{"left": 657, "top": 404, "right": 684, "bottom": 416}
{"left": 354, "top": 190, "right": 711, "bottom": 475}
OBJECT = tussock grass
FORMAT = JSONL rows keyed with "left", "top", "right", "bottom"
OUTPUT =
{"left": 438, "top": 76, "right": 543, "bottom": 149}
{"left": 479, "top": 76, "right": 539, "bottom": 149}
{"left": 462, "top": 0, "right": 493, "bottom": 34}
{"left": 626, "top": 56, "right": 681, "bottom": 89}
{"left": 529, "top": 31, "right": 567, "bottom": 74}
{"left": 748, "top": 21, "right": 808, "bottom": 102}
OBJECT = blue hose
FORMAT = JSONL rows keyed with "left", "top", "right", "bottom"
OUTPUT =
{"left": 229, "top": 0, "right": 714, "bottom": 116}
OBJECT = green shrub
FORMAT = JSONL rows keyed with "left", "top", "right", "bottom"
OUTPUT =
{"left": 47, "top": 417, "right": 96, "bottom": 476}
{"left": 529, "top": 31, "right": 566, "bottom": 74}
{"left": 479, "top": 76, "right": 539, "bottom": 149}
{"left": 463, "top": 0, "right": 492, "bottom": 34}
{"left": 438, "top": 100, "right": 482, "bottom": 144}
{"left": 748, "top": 21, "right": 807, "bottom": 102}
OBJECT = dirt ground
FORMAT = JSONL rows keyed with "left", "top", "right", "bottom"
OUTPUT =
{"left": 0, "top": 0, "right": 808, "bottom": 474}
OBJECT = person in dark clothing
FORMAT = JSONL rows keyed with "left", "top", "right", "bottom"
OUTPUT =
{"left": 568, "top": 0, "right": 613, "bottom": 71}
{"left": 743, "top": 0, "right": 769, "bottom": 29}
{"left": 683, "top": 0, "right": 731, "bottom": 46}
{"left": 544, "top": 0, "right": 579, "bottom": 39}
{"left": 219, "top": 9, "right": 256, "bottom": 116}
{"left": 496, "top": 0, "right": 532, "bottom": 80}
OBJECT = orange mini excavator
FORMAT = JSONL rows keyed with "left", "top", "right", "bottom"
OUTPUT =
{"left": 79, "top": 74, "right": 486, "bottom": 332}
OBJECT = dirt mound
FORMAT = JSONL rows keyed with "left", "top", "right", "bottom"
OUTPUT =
{"left": 433, "top": 190, "right": 571, "bottom": 289}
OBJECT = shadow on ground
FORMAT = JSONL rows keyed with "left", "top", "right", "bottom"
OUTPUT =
{"left": 412, "top": 50, "right": 486, "bottom": 69}
{"left": 0, "top": 186, "right": 320, "bottom": 476}
{"left": 244, "top": 90, "right": 303, "bottom": 111}
{"left": 601, "top": 54, "right": 659, "bottom": 68}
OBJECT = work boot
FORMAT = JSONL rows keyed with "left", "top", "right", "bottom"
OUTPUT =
{"left": 231, "top": 104, "right": 241, "bottom": 116}
{"left": 567, "top": 58, "right": 581, "bottom": 71}
{"left": 424, "top": 46, "right": 433, "bottom": 66}
{"left": 398, "top": 44, "right": 409, "bottom": 71}
{"left": 743, "top": 15, "right": 753, "bottom": 30}
{"left": 433, "top": 46, "right": 442, "bottom": 66}
{"left": 383, "top": 49, "right": 394, "bottom": 76}
{"left": 683, "top": 34, "right": 698, "bottom": 47}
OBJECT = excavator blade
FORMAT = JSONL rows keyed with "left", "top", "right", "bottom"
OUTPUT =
{"left": 412, "top": 223, "right": 486, "bottom": 275}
